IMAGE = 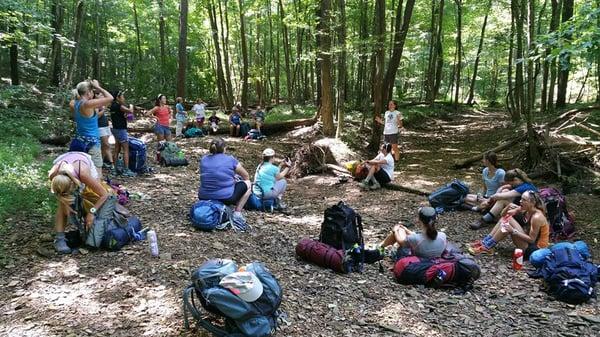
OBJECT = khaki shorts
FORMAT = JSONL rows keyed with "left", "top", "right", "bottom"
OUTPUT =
{"left": 88, "top": 144, "right": 103, "bottom": 168}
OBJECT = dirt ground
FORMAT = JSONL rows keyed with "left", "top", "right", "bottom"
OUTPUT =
{"left": 1, "top": 109, "right": 599, "bottom": 337}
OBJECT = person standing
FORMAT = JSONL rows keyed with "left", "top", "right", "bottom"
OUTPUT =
{"left": 69, "top": 80, "right": 114, "bottom": 179}
{"left": 96, "top": 92, "right": 114, "bottom": 174}
{"left": 375, "top": 100, "right": 402, "bottom": 162}
{"left": 110, "top": 90, "right": 136, "bottom": 177}
{"left": 175, "top": 97, "right": 187, "bottom": 138}
{"left": 192, "top": 98, "right": 206, "bottom": 128}
{"left": 146, "top": 94, "right": 172, "bottom": 161}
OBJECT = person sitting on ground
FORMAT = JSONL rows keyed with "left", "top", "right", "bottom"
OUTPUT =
{"left": 96, "top": 92, "right": 114, "bottom": 174}
{"left": 359, "top": 142, "right": 395, "bottom": 190}
{"left": 253, "top": 148, "right": 290, "bottom": 210}
{"left": 254, "top": 105, "right": 265, "bottom": 134}
{"left": 175, "top": 96, "right": 187, "bottom": 138}
{"left": 192, "top": 98, "right": 206, "bottom": 128}
{"left": 48, "top": 152, "right": 111, "bottom": 253}
{"left": 229, "top": 108, "right": 242, "bottom": 136}
{"left": 379, "top": 207, "right": 447, "bottom": 259}
{"left": 468, "top": 190, "right": 549, "bottom": 258}
{"left": 110, "top": 90, "right": 136, "bottom": 177}
{"left": 470, "top": 168, "right": 537, "bottom": 229}
{"left": 462, "top": 151, "right": 505, "bottom": 212}
{"left": 69, "top": 80, "right": 114, "bottom": 179}
{"left": 146, "top": 94, "right": 173, "bottom": 142}
{"left": 208, "top": 110, "right": 220, "bottom": 134}
{"left": 198, "top": 138, "right": 251, "bottom": 224}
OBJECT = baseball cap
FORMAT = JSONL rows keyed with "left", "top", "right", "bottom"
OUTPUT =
{"left": 262, "top": 148, "right": 275, "bottom": 156}
{"left": 219, "top": 271, "right": 264, "bottom": 302}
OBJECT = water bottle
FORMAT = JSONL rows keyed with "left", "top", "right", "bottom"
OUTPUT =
{"left": 433, "top": 269, "right": 447, "bottom": 287}
{"left": 147, "top": 230, "right": 159, "bottom": 257}
{"left": 513, "top": 248, "right": 523, "bottom": 270}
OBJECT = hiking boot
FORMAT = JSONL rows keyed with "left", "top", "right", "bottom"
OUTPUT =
{"left": 102, "top": 162, "right": 113, "bottom": 170}
{"left": 470, "top": 219, "right": 490, "bottom": 230}
{"left": 468, "top": 244, "right": 494, "bottom": 255}
{"left": 358, "top": 179, "right": 370, "bottom": 189}
{"left": 54, "top": 238, "right": 72, "bottom": 254}
{"left": 121, "top": 168, "right": 137, "bottom": 177}
{"left": 231, "top": 211, "right": 250, "bottom": 232}
{"left": 370, "top": 180, "right": 381, "bottom": 190}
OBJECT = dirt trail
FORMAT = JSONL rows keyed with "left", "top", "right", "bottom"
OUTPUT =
{"left": 1, "top": 109, "right": 599, "bottom": 337}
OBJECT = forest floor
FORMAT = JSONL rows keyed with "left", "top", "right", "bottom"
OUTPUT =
{"left": 1, "top": 108, "right": 600, "bottom": 337}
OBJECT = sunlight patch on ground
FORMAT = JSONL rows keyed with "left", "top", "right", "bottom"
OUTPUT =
{"left": 0, "top": 324, "right": 54, "bottom": 337}
{"left": 375, "top": 301, "right": 443, "bottom": 337}
{"left": 398, "top": 176, "right": 439, "bottom": 189}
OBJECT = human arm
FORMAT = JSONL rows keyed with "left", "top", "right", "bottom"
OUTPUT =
{"left": 393, "top": 225, "right": 413, "bottom": 246}
{"left": 145, "top": 106, "right": 158, "bottom": 117}
{"left": 510, "top": 213, "right": 545, "bottom": 244}
{"left": 82, "top": 80, "right": 113, "bottom": 112}
{"left": 397, "top": 112, "right": 403, "bottom": 129}
{"left": 276, "top": 162, "right": 290, "bottom": 180}
{"left": 489, "top": 189, "right": 521, "bottom": 201}
{"left": 375, "top": 115, "right": 383, "bottom": 125}
{"left": 235, "top": 163, "right": 250, "bottom": 181}
{"left": 79, "top": 169, "right": 109, "bottom": 229}
{"left": 120, "top": 104, "right": 134, "bottom": 114}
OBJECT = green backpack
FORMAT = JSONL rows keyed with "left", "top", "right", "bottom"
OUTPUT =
{"left": 159, "top": 141, "right": 189, "bottom": 166}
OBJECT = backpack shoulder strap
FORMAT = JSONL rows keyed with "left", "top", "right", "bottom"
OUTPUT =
{"left": 182, "top": 286, "right": 229, "bottom": 337}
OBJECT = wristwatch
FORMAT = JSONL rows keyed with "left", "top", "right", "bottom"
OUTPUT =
{"left": 90, "top": 207, "right": 97, "bottom": 215}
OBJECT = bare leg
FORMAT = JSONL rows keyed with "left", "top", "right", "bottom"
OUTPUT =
{"left": 122, "top": 142, "right": 130, "bottom": 168}
{"left": 234, "top": 180, "right": 252, "bottom": 212}
{"left": 392, "top": 143, "right": 400, "bottom": 161}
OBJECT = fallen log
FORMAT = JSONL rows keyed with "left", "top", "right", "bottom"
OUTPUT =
{"left": 384, "top": 183, "right": 430, "bottom": 196}
{"left": 546, "top": 105, "right": 600, "bottom": 129}
{"left": 452, "top": 135, "right": 526, "bottom": 169}
{"left": 128, "top": 117, "right": 317, "bottom": 135}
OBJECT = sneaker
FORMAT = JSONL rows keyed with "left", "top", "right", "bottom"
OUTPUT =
{"left": 54, "top": 238, "right": 72, "bottom": 254}
{"left": 468, "top": 244, "right": 494, "bottom": 255}
{"left": 231, "top": 211, "right": 250, "bottom": 232}
{"left": 370, "top": 180, "right": 381, "bottom": 190}
{"left": 102, "top": 162, "right": 113, "bottom": 170}
{"left": 121, "top": 168, "right": 137, "bottom": 177}
{"left": 470, "top": 219, "right": 490, "bottom": 230}
{"left": 358, "top": 179, "right": 370, "bottom": 189}
{"left": 468, "top": 240, "right": 482, "bottom": 248}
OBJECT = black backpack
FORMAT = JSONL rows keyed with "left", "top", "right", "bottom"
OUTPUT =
{"left": 428, "top": 179, "right": 469, "bottom": 212}
{"left": 319, "top": 201, "right": 363, "bottom": 251}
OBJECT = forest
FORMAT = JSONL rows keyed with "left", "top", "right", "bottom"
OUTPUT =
{"left": 1, "top": 0, "right": 600, "bottom": 336}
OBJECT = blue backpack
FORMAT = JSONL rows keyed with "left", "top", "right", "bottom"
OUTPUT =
{"left": 189, "top": 200, "right": 231, "bottom": 231}
{"left": 183, "top": 259, "right": 283, "bottom": 337}
{"left": 428, "top": 179, "right": 469, "bottom": 213}
{"left": 101, "top": 216, "right": 144, "bottom": 251}
{"left": 531, "top": 246, "right": 599, "bottom": 304}
{"left": 128, "top": 137, "right": 147, "bottom": 173}
{"left": 244, "top": 193, "right": 276, "bottom": 212}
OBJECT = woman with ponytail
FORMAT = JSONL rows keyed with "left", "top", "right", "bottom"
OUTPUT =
{"left": 469, "top": 190, "right": 549, "bottom": 258}
{"left": 198, "top": 138, "right": 252, "bottom": 224}
{"left": 379, "top": 207, "right": 448, "bottom": 259}
{"left": 471, "top": 168, "right": 537, "bottom": 230}
{"left": 48, "top": 152, "right": 112, "bottom": 253}
{"left": 146, "top": 94, "right": 173, "bottom": 142}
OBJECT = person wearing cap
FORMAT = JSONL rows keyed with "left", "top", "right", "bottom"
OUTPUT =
{"left": 198, "top": 138, "right": 251, "bottom": 223}
{"left": 219, "top": 271, "right": 264, "bottom": 302}
{"left": 378, "top": 207, "right": 448, "bottom": 259}
{"left": 109, "top": 90, "right": 136, "bottom": 177}
{"left": 358, "top": 142, "right": 394, "bottom": 190}
{"left": 48, "top": 152, "right": 112, "bottom": 253}
{"left": 254, "top": 148, "right": 291, "bottom": 210}
{"left": 146, "top": 94, "right": 173, "bottom": 143}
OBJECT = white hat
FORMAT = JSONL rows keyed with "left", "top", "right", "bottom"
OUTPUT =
{"left": 219, "top": 271, "right": 264, "bottom": 302}
{"left": 262, "top": 148, "right": 275, "bottom": 156}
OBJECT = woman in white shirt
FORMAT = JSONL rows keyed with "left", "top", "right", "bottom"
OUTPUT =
{"left": 376, "top": 100, "right": 403, "bottom": 161}
{"left": 192, "top": 98, "right": 206, "bottom": 128}
{"left": 359, "top": 143, "right": 395, "bottom": 190}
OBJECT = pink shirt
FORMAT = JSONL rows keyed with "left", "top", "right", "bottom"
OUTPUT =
{"left": 155, "top": 106, "right": 171, "bottom": 126}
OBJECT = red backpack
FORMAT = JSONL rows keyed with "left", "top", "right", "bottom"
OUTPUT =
{"left": 539, "top": 187, "right": 575, "bottom": 242}
{"left": 393, "top": 254, "right": 480, "bottom": 288}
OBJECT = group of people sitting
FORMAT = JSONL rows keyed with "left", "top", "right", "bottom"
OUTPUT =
{"left": 228, "top": 103, "right": 266, "bottom": 137}
{"left": 375, "top": 151, "right": 549, "bottom": 265}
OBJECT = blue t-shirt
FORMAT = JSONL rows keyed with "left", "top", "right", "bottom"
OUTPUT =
{"left": 514, "top": 182, "right": 537, "bottom": 194}
{"left": 230, "top": 113, "right": 241, "bottom": 125}
{"left": 198, "top": 154, "right": 239, "bottom": 200}
{"left": 176, "top": 103, "right": 186, "bottom": 122}
{"left": 482, "top": 167, "right": 505, "bottom": 197}
{"left": 255, "top": 162, "right": 280, "bottom": 193}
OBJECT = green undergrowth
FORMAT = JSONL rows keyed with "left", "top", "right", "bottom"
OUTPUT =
{"left": 265, "top": 104, "right": 316, "bottom": 123}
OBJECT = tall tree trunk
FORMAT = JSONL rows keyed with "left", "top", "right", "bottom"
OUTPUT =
{"left": 278, "top": 0, "right": 295, "bottom": 112}
{"left": 453, "top": 0, "right": 462, "bottom": 111}
{"left": 49, "top": 0, "right": 64, "bottom": 87}
{"left": 356, "top": 0, "right": 369, "bottom": 110}
{"left": 218, "top": 0, "right": 234, "bottom": 107}
{"left": 466, "top": 0, "right": 491, "bottom": 105}
{"left": 208, "top": 0, "right": 228, "bottom": 108}
{"left": 158, "top": 0, "right": 167, "bottom": 79}
{"left": 556, "top": 0, "right": 574, "bottom": 108}
{"left": 383, "top": 0, "right": 416, "bottom": 103}
{"left": 92, "top": 0, "right": 101, "bottom": 79}
{"left": 9, "top": 26, "right": 19, "bottom": 85}
{"left": 177, "top": 0, "right": 189, "bottom": 98}
{"left": 526, "top": 0, "right": 536, "bottom": 114}
{"left": 534, "top": 0, "right": 547, "bottom": 112}
{"left": 336, "top": 0, "right": 347, "bottom": 138}
{"left": 432, "top": 0, "right": 445, "bottom": 101}
{"left": 65, "top": 0, "right": 83, "bottom": 86}
{"left": 133, "top": 1, "right": 142, "bottom": 61}
{"left": 275, "top": 19, "right": 281, "bottom": 104}
{"left": 318, "top": 0, "right": 335, "bottom": 136}
{"left": 513, "top": 0, "right": 525, "bottom": 121}
{"left": 237, "top": 0, "right": 249, "bottom": 109}
{"left": 368, "top": 0, "right": 386, "bottom": 152}
{"left": 546, "top": 0, "right": 560, "bottom": 113}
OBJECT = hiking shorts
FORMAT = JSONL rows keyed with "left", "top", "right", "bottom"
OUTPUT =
{"left": 220, "top": 181, "right": 248, "bottom": 205}
{"left": 374, "top": 169, "right": 391, "bottom": 185}
{"left": 384, "top": 133, "right": 399, "bottom": 144}
{"left": 88, "top": 143, "right": 103, "bottom": 168}
{"left": 99, "top": 126, "right": 111, "bottom": 138}
{"left": 154, "top": 124, "right": 171, "bottom": 137}
{"left": 112, "top": 128, "right": 129, "bottom": 143}
{"left": 525, "top": 243, "right": 540, "bottom": 260}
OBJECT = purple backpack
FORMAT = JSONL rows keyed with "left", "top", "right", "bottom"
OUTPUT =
{"left": 539, "top": 187, "right": 575, "bottom": 242}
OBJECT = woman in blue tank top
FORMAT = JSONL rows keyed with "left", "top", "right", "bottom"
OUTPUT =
{"left": 69, "top": 80, "right": 113, "bottom": 177}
